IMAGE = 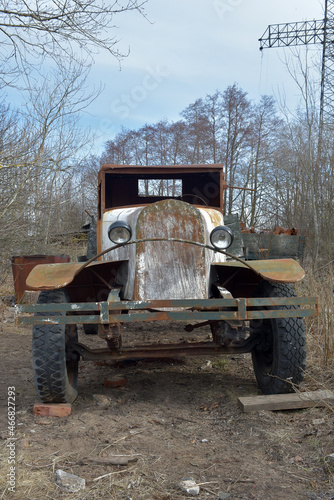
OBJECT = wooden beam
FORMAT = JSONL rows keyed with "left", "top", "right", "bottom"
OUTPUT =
{"left": 238, "top": 390, "right": 334, "bottom": 412}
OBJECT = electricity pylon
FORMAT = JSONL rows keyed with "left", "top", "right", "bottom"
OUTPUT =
{"left": 259, "top": 0, "right": 334, "bottom": 127}
{"left": 259, "top": 3, "right": 333, "bottom": 260}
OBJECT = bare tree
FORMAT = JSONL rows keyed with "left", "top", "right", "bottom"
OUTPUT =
{"left": 220, "top": 84, "right": 252, "bottom": 215}
{"left": 203, "top": 91, "right": 224, "bottom": 164}
{"left": 0, "top": 0, "right": 147, "bottom": 86}
{"left": 181, "top": 98, "right": 211, "bottom": 164}
{"left": 241, "top": 95, "right": 282, "bottom": 226}
{"left": 275, "top": 51, "right": 322, "bottom": 258}
{"left": 0, "top": 60, "right": 99, "bottom": 270}
{"left": 1, "top": 61, "right": 95, "bottom": 210}
{"left": 0, "top": 1, "right": 149, "bottom": 282}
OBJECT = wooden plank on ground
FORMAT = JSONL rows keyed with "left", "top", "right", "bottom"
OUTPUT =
{"left": 238, "top": 390, "right": 334, "bottom": 413}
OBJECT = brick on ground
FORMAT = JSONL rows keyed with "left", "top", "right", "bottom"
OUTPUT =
{"left": 33, "top": 403, "right": 72, "bottom": 417}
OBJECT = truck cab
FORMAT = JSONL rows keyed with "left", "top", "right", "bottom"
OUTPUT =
{"left": 17, "top": 164, "right": 318, "bottom": 403}
{"left": 97, "top": 164, "right": 227, "bottom": 301}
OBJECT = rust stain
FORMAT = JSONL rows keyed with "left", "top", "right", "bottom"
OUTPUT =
{"left": 200, "top": 207, "right": 223, "bottom": 227}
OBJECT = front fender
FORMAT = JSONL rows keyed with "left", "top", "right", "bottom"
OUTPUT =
{"left": 213, "top": 258, "right": 305, "bottom": 297}
{"left": 26, "top": 260, "right": 128, "bottom": 302}
{"left": 27, "top": 262, "right": 86, "bottom": 290}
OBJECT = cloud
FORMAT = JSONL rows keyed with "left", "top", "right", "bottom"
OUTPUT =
{"left": 85, "top": 0, "right": 324, "bottom": 149}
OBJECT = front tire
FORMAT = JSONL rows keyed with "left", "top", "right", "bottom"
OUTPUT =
{"left": 250, "top": 281, "right": 306, "bottom": 395}
{"left": 32, "top": 289, "right": 79, "bottom": 403}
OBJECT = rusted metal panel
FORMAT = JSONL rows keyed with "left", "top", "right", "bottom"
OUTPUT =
{"left": 17, "top": 307, "right": 317, "bottom": 326}
{"left": 73, "top": 339, "right": 259, "bottom": 360}
{"left": 242, "top": 233, "right": 306, "bottom": 260}
{"left": 98, "top": 164, "right": 225, "bottom": 214}
{"left": 99, "top": 205, "right": 226, "bottom": 300}
{"left": 99, "top": 163, "right": 225, "bottom": 176}
{"left": 23, "top": 243, "right": 305, "bottom": 297}
{"left": 26, "top": 262, "right": 83, "bottom": 290}
{"left": 16, "top": 295, "right": 318, "bottom": 326}
{"left": 17, "top": 296, "right": 318, "bottom": 312}
{"left": 96, "top": 217, "right": 102, "bottom": 256}
{"left": 224, "top": 214, "right": 306, "bottom": 261}
{"left": 213, "top": 258, "right": 305, "bottom": 283}
{"left": 11, "top": 255, "right": 70, "bottom": 302}
{"left": 25, "top": 260, "right": 128, "bottom": 296}
{"left": 134, "top": 199, "right": 207, "bottom": 300}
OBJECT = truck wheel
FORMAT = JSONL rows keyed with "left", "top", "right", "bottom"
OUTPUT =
{"left": 250, "top": 281, "right": 306, "bottom": 395}
{"left": 32, "top": 289, "right": 79, "bottom": 403}
{"left": 83, "top": 324, "right": 98, "bottom": 335}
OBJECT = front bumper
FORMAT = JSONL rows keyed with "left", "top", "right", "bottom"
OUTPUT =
{"left": 17, "top": 294, "right": 318, "bottom": 360}
{"left": 16, "top": 295, "right": 318, "bottom": 326}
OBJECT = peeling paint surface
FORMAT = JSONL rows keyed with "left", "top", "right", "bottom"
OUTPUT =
{"left": 99, "top": 202, "right": 228, "bottom": 301}
{"left": 134, "top": 200, "right": 207, "bottom": 300}
{"left": 198, "top": 208, "right": 226, "bottom": 292}
{"left": 214, "top": 259, "right": 306, "bottom": 283}
{"left": 101, "top": 207, "right": 144, "bottom": 298}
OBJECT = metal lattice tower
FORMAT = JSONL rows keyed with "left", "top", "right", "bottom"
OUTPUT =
{"left": 259, "top": 0, "right": 334, "bottom": 126}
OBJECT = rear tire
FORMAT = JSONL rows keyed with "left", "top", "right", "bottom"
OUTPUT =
{"left": 250, "top": 281, "right": 306, "bottom": 395}
{"left": 32, "top": 289, "right": 79, "bottom": 403}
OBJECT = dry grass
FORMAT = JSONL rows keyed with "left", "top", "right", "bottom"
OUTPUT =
{"left": 0, "top": 259, "right": 333, "bottom": 499}
{"left": 0, "top": 445, "right": 55, "bottom": 500}
{"left": 0, "top": 444, "right": 143, "bottom": 499}
{"left": 296, "top": 264, "right": 334, "bottom": 372}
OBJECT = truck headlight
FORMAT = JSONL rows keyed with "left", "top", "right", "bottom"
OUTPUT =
{"left": 108, "top": 221, "right": 132, "bottom": 244}
{"left": 210, "top": 226, "right": 234, "bottom": 250}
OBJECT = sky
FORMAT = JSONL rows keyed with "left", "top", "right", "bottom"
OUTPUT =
{"left": 74, "top": 0, "right": 325, "bottom": 152}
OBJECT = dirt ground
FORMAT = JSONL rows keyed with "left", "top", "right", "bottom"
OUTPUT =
{"left": 1, "top": 300, "right": 334, "bottom": 500}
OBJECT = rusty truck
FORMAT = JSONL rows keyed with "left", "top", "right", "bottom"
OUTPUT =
{"left": 16, "top": 164, "right": 318, "bottom": 403}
